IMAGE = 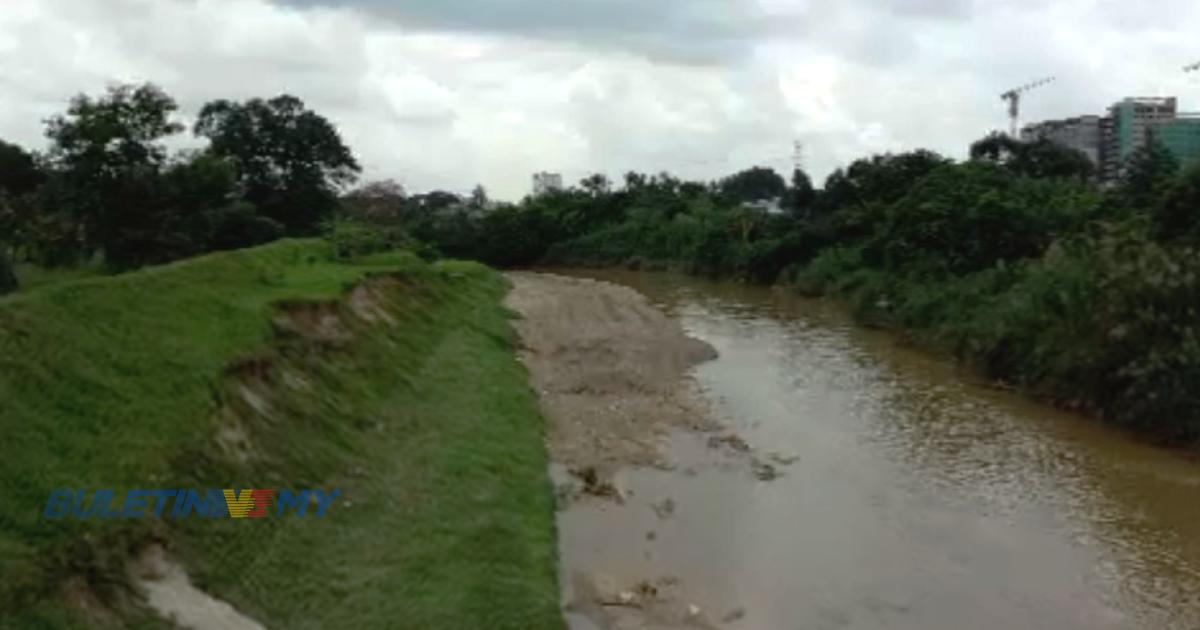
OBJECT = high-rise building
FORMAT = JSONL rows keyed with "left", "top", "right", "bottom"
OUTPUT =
{"left": 1105, "top": 97, "right": 1179, "bottom": 180}
{"left": 1024, "top": 97, "right": 1200, "bottom": 183}
{"left": 1020, "top": 115, "right": 1104, "bottom": 167}
{"left": 531, "top": 172, "right": 563, "bottom": 196}
{"left": 1149, "top": 114, "right": 1200, "bottom": 169}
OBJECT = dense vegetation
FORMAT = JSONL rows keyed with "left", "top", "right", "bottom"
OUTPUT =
{"left": 0, "top": 241, "right": 560, "bottom": 628}
{"left": 382, "top": 136, "right": 1200, "bottom": 444}
{"left": 0, "top": 84, "right": 357, "bottom": 278}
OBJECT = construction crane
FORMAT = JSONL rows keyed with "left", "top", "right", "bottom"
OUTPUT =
{"left": 1000, "top": 76, "right": 1055, "bottom": 138}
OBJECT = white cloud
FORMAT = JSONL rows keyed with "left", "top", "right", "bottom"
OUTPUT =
{"left": 2, "top": 0, "right": 1200, "bottom": 199}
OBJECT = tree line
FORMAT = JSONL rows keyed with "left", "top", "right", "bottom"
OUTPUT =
{"left": 380, "top": 132, "right": 1200, "bottom": 444}
{"left": 0, "top": 83, "right": 359, "bottom": 290}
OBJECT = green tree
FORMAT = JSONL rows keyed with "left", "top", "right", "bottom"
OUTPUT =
{"left": 44, "top": 83, "right": 183, "bottom": 265}
{"left": 195, "top": 95, "right": 360, "bottom": 235}
{"left": 970, "top": 132, "right": 1094, "bottom": 180}
{"left": 0, "top": 139, "right": 43, "bottom": 197}
{"left": 161, "top": 151, "right": 282, "bottom": 254}
{"left": 580, "top": 173, "right": 612, "bottom": 197}
{"left": 818, "top": 150, "right": 949, "bottom": 213}
{"left": 0, "top": 246, "right": 15, "bottom": 294}
{"left": 786, "top": 168, "right": 816, "bottom": 216}
{"left": 1121, "top": 138, "right": 1179, "bottom": 212}
{"left": 0, "top": 140, "right": 45, "bottom": 273}
{"left": 343, "top": 179, "right": 408, "bottom": 223}
{"left": 1155, "top": 162, "right": 1200, "bottom": 241}
{"left": 719, "top": 166, "right": 786, "bottom": 203}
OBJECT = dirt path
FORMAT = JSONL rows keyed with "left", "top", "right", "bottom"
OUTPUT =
{"left": 505, "top": 272, "right": 717, "bottom": 474}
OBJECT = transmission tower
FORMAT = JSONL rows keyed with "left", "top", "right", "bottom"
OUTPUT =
{"left": 1000, "top": 76, "right": 1055, "bottom": 137}
{"left": 792, "top": 141, "right": 804, "bottom": 173}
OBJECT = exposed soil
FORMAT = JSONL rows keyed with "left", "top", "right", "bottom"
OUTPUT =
{"left": 505, "top": 272, "right": 730, "bottom": 629}
{"left": 504, "top": 272, "right": 717, "bottom": 475}
{"left": 132, "top": 544, "right": 265, "bottom": 630}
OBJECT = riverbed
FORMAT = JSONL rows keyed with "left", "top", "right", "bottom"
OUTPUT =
{"left": 540, "top": 269, "right": 1200, "bottom": 630}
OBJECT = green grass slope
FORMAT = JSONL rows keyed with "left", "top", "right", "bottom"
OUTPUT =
{"left": 0, "top": 240, "right": 562, "bottom": 628}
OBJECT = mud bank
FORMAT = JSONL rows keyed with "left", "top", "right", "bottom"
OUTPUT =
{"left": 505, "top": 272, "right": 716, "bottom": 473}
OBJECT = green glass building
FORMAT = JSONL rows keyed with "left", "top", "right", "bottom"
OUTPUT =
{"left": 1153, "top": 116, "right": 1200, "bottom": 166}
{"left": 1106, "top": 97, "right": 1200, "bottom": 179}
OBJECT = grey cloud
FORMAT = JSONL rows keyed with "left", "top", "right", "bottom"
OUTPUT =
{"left": 274, "top": 0, "right": 774, "bottom": 63}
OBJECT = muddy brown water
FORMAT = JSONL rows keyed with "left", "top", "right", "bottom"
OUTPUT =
{"left": 552, "top": 269, "right": 1200, "bottom": 630}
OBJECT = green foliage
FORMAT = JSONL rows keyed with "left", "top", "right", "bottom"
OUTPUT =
{"left": 3, "top": 84, "right": 359, "bottom": 272}
{"left": 865, "top": 162, "right": 1099, "bottom": 275}
{"left": 1154, "top": 161, "right": 1200, "bottom": 241}
{"left": 786, "top": 168, "right": 817, "bottom": 216}
{"left": 0, "top": 241, "right": 561, "bottom": 628}
{"left": 1121, "top": 139, "right": 1179, "bottom": 211}
{"left": 969, "top": 132, "right": 1096, "bottom": 180}
{"left": 196, "top": 95, "right": 361, "bottom": 235}
{"left": 818, "top": 149, "right": 950, "bottom": 214}
{"left": 0, "top": 247, "right": 15, "bottom": 294}
{"left": 719, "top": 166, "right": 786, "bottom": 203}
{"left": 0, "top": 139, "right": 43, "bottom": 196}
{"left": 326, "top": 218, "right": 409, "bottom": 261}
{"left": 44, "top": 83, "right": 182, "bottom": 261}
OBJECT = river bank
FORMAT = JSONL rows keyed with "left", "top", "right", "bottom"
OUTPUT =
{"left": 0, "top": 242, "right": 561, "bottom": 629}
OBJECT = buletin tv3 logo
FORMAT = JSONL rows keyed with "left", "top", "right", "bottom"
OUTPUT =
{"left": 43, "top": 489, "right": 341, "bottom": 519}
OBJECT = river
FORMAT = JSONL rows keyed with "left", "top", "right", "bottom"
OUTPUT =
{"left": 554, "top": 269, "right": 1200, "bottom": 630}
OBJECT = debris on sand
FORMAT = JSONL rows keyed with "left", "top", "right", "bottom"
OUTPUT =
{"left": 569, "top": 466, "right": 624, "bottom": 502}
{"left": 651, "top": 497, "right": 676, "bottom": 519}
{"left": 706, "top": 433, "right": 751, "bottom": 453}
{"left": 751, "top": 459, "right": 780, "bottom": 481}
{"left": 767, "top": 451, "right": 800, "bottom": 466}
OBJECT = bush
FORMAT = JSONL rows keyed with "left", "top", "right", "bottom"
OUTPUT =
{"left": 326, "top": 220, "right": 409, "bottom": 261}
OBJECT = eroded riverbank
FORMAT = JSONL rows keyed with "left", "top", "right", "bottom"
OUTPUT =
{"left": 509, "top": 269, "right": 1200, "bottom": 630}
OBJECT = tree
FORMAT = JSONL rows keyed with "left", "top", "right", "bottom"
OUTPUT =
{"left": 469, "top": 184, "right": 489, "bottom": 210}
{"left": 0, "top": 139, "right": 43, "bottom": 197}
{"left": 1121, "top": 138, "right": 1179, "bottom": 212}
{"left": 0, "top": 246, "right": 15, "bottom": 294}
{"left": 44, "top": 83, "right": 183, "bottom": 264}
{"left": 1155, "top": 162, "right": 1200, "bottom": 241}
{"left": 580, "top": 173, "right": 611, "bottom": 197}
{"left": 970, "top": 132, "right": 1094, "bottom": 180}
{"left": 719, "top": 166, "right": 786, "bottom": 203}
{"left": 161, "top": 151, "right": 281, "bottom": 254}
{"left": 818, "top": 150, "right": 949, "bottom": 212}
{"left": 343, "top": 179, "right": 408, "bottom": 223}
{"left": 0, "top": 140, "right": 42, "bottom": 270}
{"left": 195, "top": 95, "right": 360, "bottom": 235}
{"left": 786, "top": 168, "right": 816, "bottom": 216}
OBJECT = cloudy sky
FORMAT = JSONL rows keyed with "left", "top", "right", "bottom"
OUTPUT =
{"left": 2, "top": 0, "right": 1200, "bottom": 199}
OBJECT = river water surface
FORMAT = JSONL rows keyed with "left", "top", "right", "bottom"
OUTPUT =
{"left": 556, "top": 270, "right": 1200, "bottom": 630}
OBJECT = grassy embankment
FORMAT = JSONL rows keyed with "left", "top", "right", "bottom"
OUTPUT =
{"left": 0, "top": 240, "right": 562, "bottom": 629}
